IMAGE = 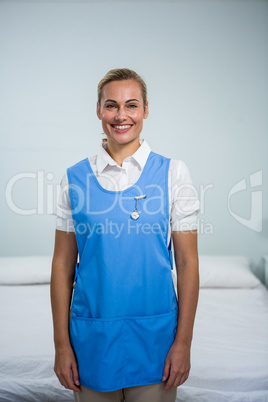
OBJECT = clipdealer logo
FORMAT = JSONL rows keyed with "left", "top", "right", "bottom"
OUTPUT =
{"left": 227, "top": 170, "right": 263, "bottom": 232}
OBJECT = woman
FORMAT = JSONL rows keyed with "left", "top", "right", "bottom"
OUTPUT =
{"left": 51, "top": 68, "right": 200, "bottom": 402}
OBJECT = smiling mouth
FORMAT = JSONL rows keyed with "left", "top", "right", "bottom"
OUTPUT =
{"left": 110, "top": 124, "right": 133, "bottom": 133}
{"left": 111, "top": 125, "right": 133, "bottom": 129}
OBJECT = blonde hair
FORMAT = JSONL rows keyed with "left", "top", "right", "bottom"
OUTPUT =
{"left": 97, "top": 68, "right": 148, "bottom": 110}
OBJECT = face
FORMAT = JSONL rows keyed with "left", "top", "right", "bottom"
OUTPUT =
{"left": 97, "top": 79, "right": 149, "bottom": 146}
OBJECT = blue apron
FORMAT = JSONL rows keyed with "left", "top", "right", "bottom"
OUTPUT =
{"left": 67, "top": 150, "right": 178, "bottom": 392}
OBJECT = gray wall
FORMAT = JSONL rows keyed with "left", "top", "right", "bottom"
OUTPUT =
{"left": 1, "top": 0, "right": 267, "bottom": 278}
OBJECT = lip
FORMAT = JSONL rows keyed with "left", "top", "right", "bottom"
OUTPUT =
{"left": 110, "top": 124, "right": 133, "bottom": 133}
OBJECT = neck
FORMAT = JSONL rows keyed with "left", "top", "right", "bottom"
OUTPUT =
{"left": 105, "top": 137, "right": 141, "bottom": 167}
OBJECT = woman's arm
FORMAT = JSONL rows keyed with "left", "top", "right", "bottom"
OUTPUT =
{"left": 50, "top": 229, "right": 81, "bottom": 393}
{"left": 162, "top": 229, "right": 199, "bottom": 391}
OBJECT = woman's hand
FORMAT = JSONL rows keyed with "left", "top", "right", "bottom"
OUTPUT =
{"left": 54, "top": 344, "right": 81, "bottom": 393}
{"left": 162, "top": 341, "right": 191, "bottom": 391}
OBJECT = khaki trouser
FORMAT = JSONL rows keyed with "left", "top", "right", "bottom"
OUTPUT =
{"left": 73, "top": 382, "right": 177, "bottom": 402}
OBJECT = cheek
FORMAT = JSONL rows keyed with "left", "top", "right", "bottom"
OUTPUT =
{"left": 131, "top": 110, "right": 144, "bottom": 121}
{"left": 101, "top": 112, "right": 110, "bottom": 122}
{"left": 102, "top": 110, "right": 116, "bottom": 122}
{"left": 136, "top": 113, "right": 145, "bottom": 123}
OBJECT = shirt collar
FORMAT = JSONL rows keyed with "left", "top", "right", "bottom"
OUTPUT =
{"left": 96, "top": 138, "right": 151, "bottom": 174}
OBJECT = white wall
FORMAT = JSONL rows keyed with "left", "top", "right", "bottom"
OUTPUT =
{"left": 1, "top": 0, "right": 267, "bottom": 278}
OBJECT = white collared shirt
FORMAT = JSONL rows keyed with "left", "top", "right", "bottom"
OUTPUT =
{"left": 56, "top": 138, "right": 200, "bottom": 247}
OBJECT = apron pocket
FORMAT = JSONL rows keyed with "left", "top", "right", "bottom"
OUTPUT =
{"left": 69, "top": 315, "right": 125, "bottom": 392}
{"left": 124, "top": 309, "right": 178, "bottom": 385}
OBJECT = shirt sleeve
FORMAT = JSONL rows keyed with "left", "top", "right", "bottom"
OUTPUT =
{"left": 55, "top": 170, "right": 75, "bottom": 232}
{"left": 170, "top": 159, "right": 200, "bottom": 231}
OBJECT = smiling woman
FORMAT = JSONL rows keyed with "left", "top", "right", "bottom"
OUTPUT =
{"left": 96, "top": 74, "right": 149, "bottom": 150}
{"left": 51, "top": 68, "right": 200, "bottom": 402}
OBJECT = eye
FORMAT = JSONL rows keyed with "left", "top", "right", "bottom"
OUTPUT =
{"left": 105, "top": 104, "right": 116, "bottom": 109}
{"left": 128, "top": 104, "right": 138, "bottom": 108}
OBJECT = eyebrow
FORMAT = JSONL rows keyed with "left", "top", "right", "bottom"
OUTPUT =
{"left": 104, "top": 99, "right": 140, "bottom": 104}
{"left": 126, "top": 99, "right": 140, "bottom": 103}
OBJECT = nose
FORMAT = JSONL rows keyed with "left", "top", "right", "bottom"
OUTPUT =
{"left": 115, "top": 106, "right": 127, "bottom": 122}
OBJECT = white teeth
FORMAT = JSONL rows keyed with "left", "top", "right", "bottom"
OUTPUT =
{"left": 113, "top": 125, "right": 131, "bottom": 129}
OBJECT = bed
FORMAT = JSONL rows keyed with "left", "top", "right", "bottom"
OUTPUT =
{"left": 0, "top": 255, "right": 267, "bottom": 402}
{"left": 174, "top": 256, "right": 268, "bottom": 402}
{"left": 0, "top": 256, "right": 72, "bottom": 402}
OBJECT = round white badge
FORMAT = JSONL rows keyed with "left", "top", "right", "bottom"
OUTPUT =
{"left": 131, "top": 211, "right": 140, "bottom": 220}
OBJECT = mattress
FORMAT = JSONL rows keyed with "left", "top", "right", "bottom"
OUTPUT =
{"left": 0, "top": 284, "right": 73, "bottom": 402}
{"left": 176, "top": 284, "right": 268, "bottom": 402}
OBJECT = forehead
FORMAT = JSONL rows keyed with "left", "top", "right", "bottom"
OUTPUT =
{"left": 101, "top": 80, "right": 143, "bottom": 102}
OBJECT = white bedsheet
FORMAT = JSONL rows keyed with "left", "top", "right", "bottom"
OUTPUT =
{"left": 0, "top": 284, "right": 268, "bottom": 401}
{"left": 176, "top": 284, "right": 268, "bottom": 402}
{"left": 0, "top": 284, "right": 73, "bottom": 402}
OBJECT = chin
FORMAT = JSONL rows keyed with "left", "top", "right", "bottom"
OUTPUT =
{"left": 109, "top": 136, "right": 139, "bottom": 145}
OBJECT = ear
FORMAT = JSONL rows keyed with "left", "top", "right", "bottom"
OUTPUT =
{"left": 96, "top": 102, "right": 102, "bottom": 120}
{"left": 143, "top": 102, "right": 149, "bottom": 119}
